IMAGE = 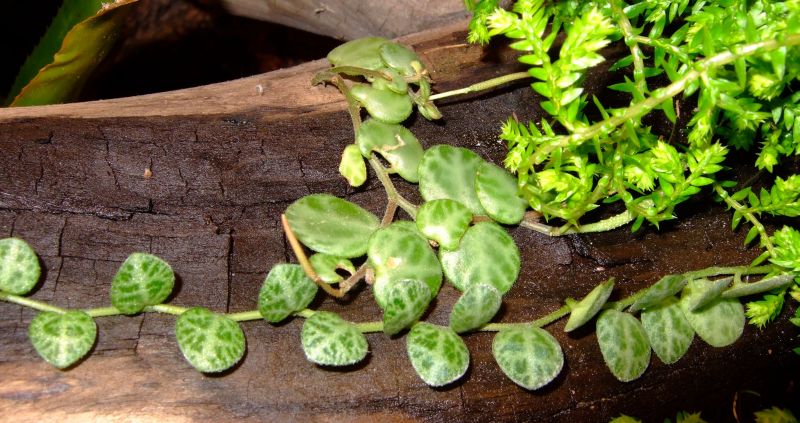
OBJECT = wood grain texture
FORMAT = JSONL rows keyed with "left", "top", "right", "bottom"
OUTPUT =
{"left": 1, "top": 22, "right": 798, "bottom": 422}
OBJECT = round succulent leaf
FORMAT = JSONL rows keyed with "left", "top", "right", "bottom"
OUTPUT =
{"left": 492, "top": 326, "right": 564, "bottom": 390}
{"left": 596, "top": 310, "right": 651, "bottom": 382}
{"left": 449, "top": 283, "right": 502, "bottom": 333}
{"left": 629, "top": 274, "right": 686, "bottom": 312}
{"left": 326, "top": 36, "right": 387, "bottom": 69}
{"left": 110, "top": 253, "right": 174, "bottom": 315}
{"left": 285, "top": 194, "right": 380, "bottom": 258}
{"left": 679, "top": 284, "right": 744, "bottom": 347}
{"left": 350, "top": 84, "right": 413, "bottom": 124}
{"left": 258, "top": 264, "right": 318, "bottom": 323}
{"left": 641, "top": 297, "right": 694, "bottom": 364}
{"left": 369, "top": 67, "right": 408, "bottom": 93}
{"left": 682, "top": 277, "right": 732, "bottom": 311}
{"left": 475, "top": 162, "right": 528, "bottom": 224}
{"left": 356, "top": 119, "right": 423, "bottom": 182}
{"left": 0, "top": 237, "right": 41, "bottom": 295}
{"left": 368, "top": 223, "right": 442, "bottom": 309}
{"left": 339, "top": 144, "right": 366, "bottom": 187}
{"left": 419, "top": 145, "right": 487, "bottom": 215}
{"left": 175, "top": 307, "right": 246, "bottom": 373}
{"left": 379, "top": 42, "right": 421, "bottom": 77}
{"left": 382, "top": 279, "right": 432, "bottom": 336}
{"left": 406, "top": 322, "right": 469, "bottom": 387}
{"left": 416, "top": 199, "right": 472, "bottom": 250}
{"left": 301, "top": 311, "right": 368, "bottom": 366}
{"left": 439, "top": 222, "right": 520, "bottom": 294}
{"left": 564, "top": 278, "right": 615, "bottom": 332}
{"left": 28, "top": 311, "right": 96, "bottom": 369}
{"left": 309, "top": 253, "right": 355, "bottom": 284}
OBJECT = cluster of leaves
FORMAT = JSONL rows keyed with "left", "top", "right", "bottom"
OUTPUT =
{"left": 467, "top": 0, "right": 800, "bottom": 352}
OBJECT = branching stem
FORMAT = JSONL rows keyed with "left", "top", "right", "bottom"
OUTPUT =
{"left": 714, "top": 184, "right": 776, "bottom": 256}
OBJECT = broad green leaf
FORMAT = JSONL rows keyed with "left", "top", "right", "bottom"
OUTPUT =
{"left": 382, "top": 279, "right": 432, "bottom": 336}
{"left": 449, "top": 283, "right": 502, "bottom": 333}
{"left": 379, "top": 42, "right": 421, "bottom": 77}
{"left": 721, "top": 274, "right": 795, "bottom": 298}
{"left": 258, "top": 264, "right": 318, "bottom": 323}
{"left": 28, "top": 311, "right": 96, "bottom": 369}
{"left": 596, "top": 310, "right": 651, "bottom": 382}
{"left": 0, "top": 238, "right": 41, "bottom": 295}
{"left": 564, "top": 278, "right": 615, "bottom": 332}
{"left": 475, "top": 162, "right": 528, "bottom": 224}
{"left": 680, "top": 286, "right": 744, "bottom": 347}
{"left": 339, "top": 144, "right": 366, "bottom": 187}
{"left": 110, "top": 253, "right": 174, "bottom": 315}
{"left": 7, "top": 0, "right": 104, "bottom": 104}
{"left": 309, "top": 254, "right": 355, "bottom": 284}
{"left": 350, "top": 85, "right": 413, "bottom": 124}
{"left": 440, "top": 222, "right": 520, "bottom": 294}
{"left": 326, "top": 36, "right": 387, "bottom": 70}
{"left": 356, "top": 119, "right": 423, "bottom": 182}
{"left": 641, "top": 297, "right": 694, "bottom": 364}
{"left": 492, "top": 326, "right": 564, "bottom": 390}
{"left": 406, "top": 323, "right": 469, "bottom": 387}
{"left": 10, "top": 0, "right": 138, "bottom": 106}
{"left": 415, "top": 199, "right": 473, "bottom": 250}
{"left": 682, "top": 278, "right": 732, "bottom": 311}
{"left": 301, "top": 311, "right": 368, "bottom": 366}
{"left": 629, "top": 274, "right": 686, "bottom": 312}
{"left": 369, "top": 223, "right": 442, "bottom": 309}
{"left": 418, "top": 145, "right": 487, "bottom": 215}
{"left": 175, "top": 307, "right": 245, "bottom": 373}
{"left": 285, "top": 194, "right": 380, "bottom": 258}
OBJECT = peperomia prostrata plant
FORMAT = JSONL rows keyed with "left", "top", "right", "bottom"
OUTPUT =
{"left": 1, "top": 0, "right": 800, "bottom": 392}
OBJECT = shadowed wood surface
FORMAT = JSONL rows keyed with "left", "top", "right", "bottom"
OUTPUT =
{"left": 1, "top": 22, "right": 798, "bottom": 422}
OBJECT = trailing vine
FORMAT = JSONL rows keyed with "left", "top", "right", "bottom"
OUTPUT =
{"left": 1, "top": 0, "right": 800, "bottom": 394}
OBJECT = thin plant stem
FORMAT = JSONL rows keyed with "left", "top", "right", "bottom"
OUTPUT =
{"left": 368, "top": 156, "right": 418, "bottom": 218}
{"left": 610, "top": 0, "right": 647, "bottom": 96}
{"left": 0, "top": 291, "right": 66, "bottom": 314}
{"left": 85, "top": 306, "right": 122, "bottom": 318}
{"left": 226, "top": 310, "right": 263, "bottom": 322}
{"left": 714, "top": 183, "right": 776, "bottom": 256}
{"left": 430, "top": 72, "right": 531, "bottom": 101}
{"left": 281, "top": 214, "right": 345, "bottom": 298}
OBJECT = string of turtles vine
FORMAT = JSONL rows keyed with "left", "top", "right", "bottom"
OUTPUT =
{"left": 1, "top": 0, "right": 800, "bottom": 392}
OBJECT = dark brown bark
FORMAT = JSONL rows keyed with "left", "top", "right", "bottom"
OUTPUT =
{"left": 0, "top": 22, "right": 797, "bottom": 422}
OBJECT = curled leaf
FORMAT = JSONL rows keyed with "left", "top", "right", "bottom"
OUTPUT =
{"left": 721, "top": 274, "right": 795, "bottom": 298}
{"left": 406, "top": 322, "right": 469, "bottom": 387}
{"left": 258, "top": 264, "right": 318, "bottom": 323}
{"left": 339, "top": 144, "right": 367, "bottom": 187}
{"left": 28, "top": 311, "right": 96, "bottom": 369}
{"left": 379, "top": 42, "right": 421, "bottom": 77}
{"left": 449, "top": 283, "right": 502, "bottom": 333}
{"left": 326, "top": 36, "right": 387, "bottom": 69}
{"left": 110, "top": 253, "right": 174, "bottom": 315}
{"left": 301, "top": 311, "right": 368, "bottom": 366}
{"left": 682, "top": 278, "right": 732, "bottom": 311}
{"left": 309, "top": 254, "right": 355, "bottom": 284}
{"left": 629, "top": 274, "right": 686, "bottom": 312}
{"left": 564, "top": 278, "right": 615, "bottom": 332}
{"left": 492, "top": 326, "right": 564, "bottom": 390}
{"left": 0, "top": 238, "right": 41, "bottom": 295}
{"left": 680, "top": 284, "right": 745, "bottom": 348}
{"left": 175, "top": 307, "right": 246, "bottom": 373}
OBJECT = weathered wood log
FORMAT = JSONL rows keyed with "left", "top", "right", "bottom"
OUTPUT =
{"left": 0, "top": 21, "right": 797, "bottom": 422}
{"left": 209, "top": 0, "right": 468, "bottom": 40}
